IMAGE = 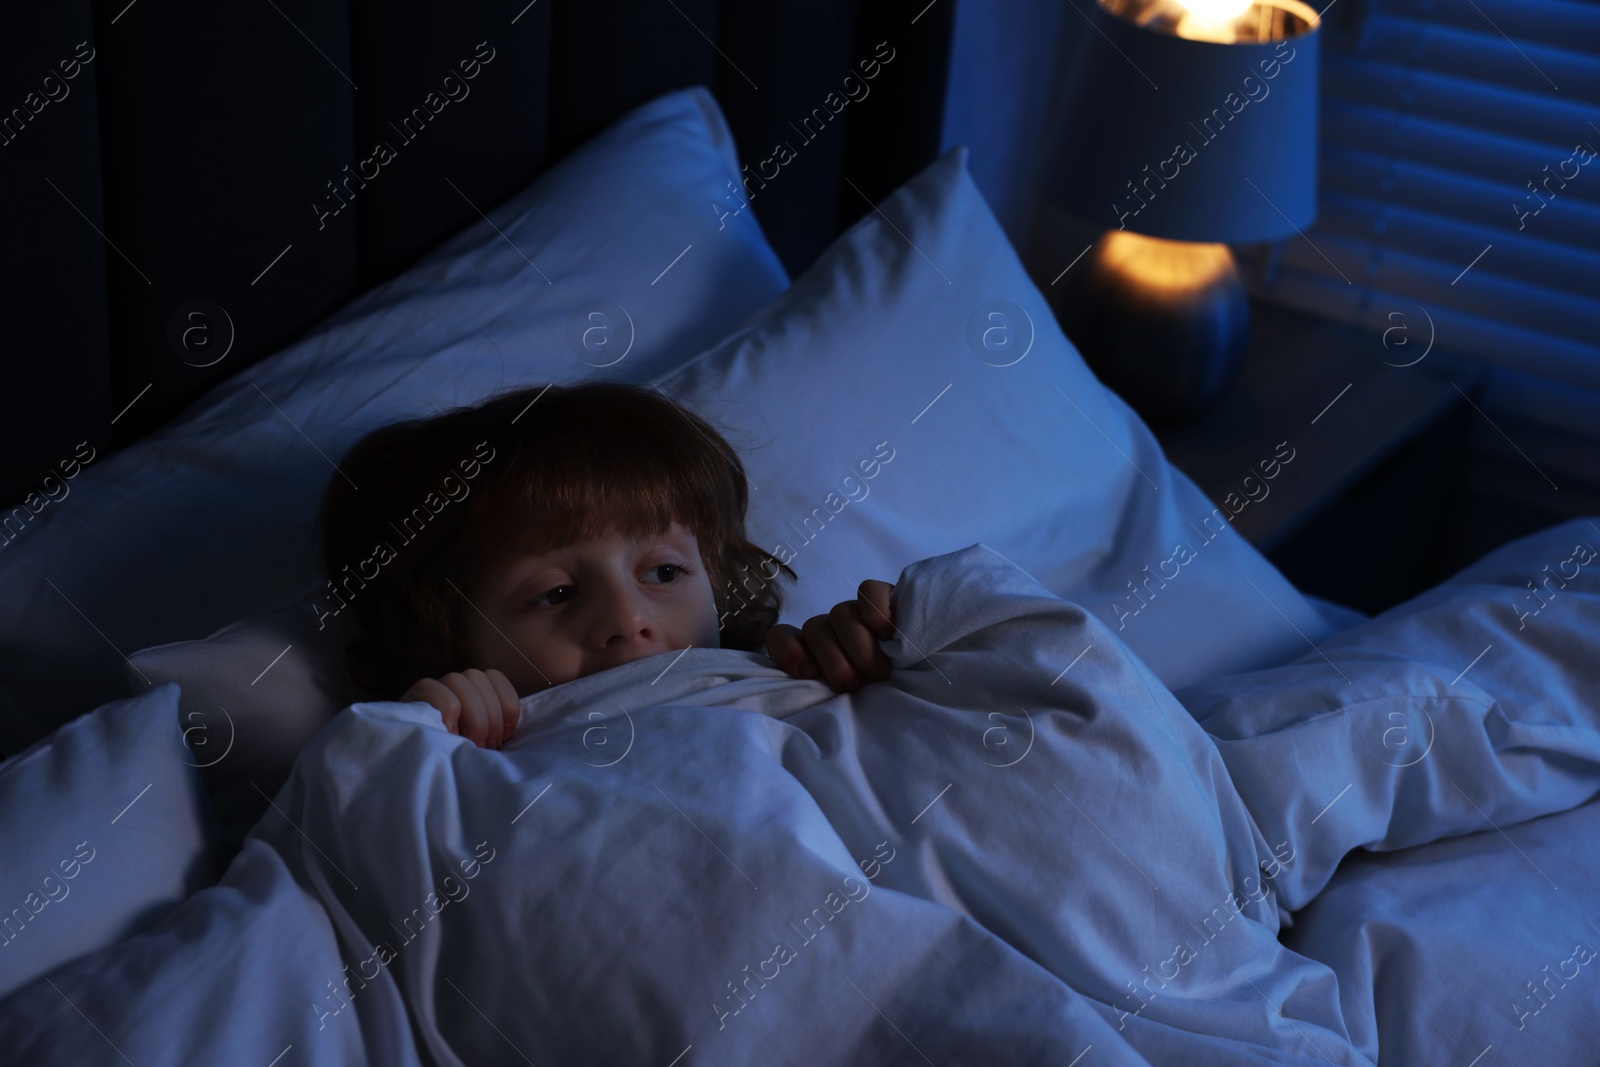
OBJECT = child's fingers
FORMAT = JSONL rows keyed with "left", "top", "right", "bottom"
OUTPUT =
{"left": 434, "top": 684, "right": 462, "bottom": 736}
{"left": 828, "top": 600, "right": 891, "bottom": 682}
{"left": 801, "top": 613, "right": 866, "bottom": 692}
{"left": 441, "top": 672, "right": 489, "bottom": 747}
{"left": 857, "top": 579, "right": 896, "bottom": 640}
{"left": 462, "top": 669, "right": 506, "bottom": 750}
{"left": 486, "top": 668, "right": 521, "bottom": 743}
{"left": 406, "top": 677, "right": 462, "bottom": 735}
{"left": 766, "top": 623, "right": 819, "bottom": 679}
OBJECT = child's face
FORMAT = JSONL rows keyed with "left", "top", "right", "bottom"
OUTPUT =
{"left": 464, "top": 519, "right": 722, "bottom": 696}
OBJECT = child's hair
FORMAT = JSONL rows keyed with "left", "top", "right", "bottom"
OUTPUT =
{"left": 318, "top": 381, "right": 796, "bottom": 698}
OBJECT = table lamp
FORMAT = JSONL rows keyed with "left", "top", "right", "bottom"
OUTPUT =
{"left": 1045, "top": 0, "right": 1321, "bottom": 424}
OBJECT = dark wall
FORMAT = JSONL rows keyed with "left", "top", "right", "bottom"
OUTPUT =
{"left": 0, "top": 0, "right": 954, "bottom": 508}
{"left": 2, "top": 12, "right": 113, "bottom": 508}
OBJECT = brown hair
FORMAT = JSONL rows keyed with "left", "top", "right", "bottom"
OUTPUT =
{"left": 318, "top": 381, "right": 796, "bottom": 698}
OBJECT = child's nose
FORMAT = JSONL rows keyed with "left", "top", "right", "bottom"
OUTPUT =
{"left": 593, "top": 584, "right": 655, "bottom": 648}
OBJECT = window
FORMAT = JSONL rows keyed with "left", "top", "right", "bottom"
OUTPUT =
{"left": 1242, "top": 0, "right": 1600, "bottom": 388}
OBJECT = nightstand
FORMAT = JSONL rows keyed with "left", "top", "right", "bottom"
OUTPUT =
{"left": 1153, "top": 301, "right": 1485, "bottom": 613}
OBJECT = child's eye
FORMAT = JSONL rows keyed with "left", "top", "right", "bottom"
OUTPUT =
{"left": 526, "top": 585, "right": 573, "bottom": 609}
{"left": 645, "top": 563, "right": 687, "bottom": 584}
{"left": 521, "top": 565, "right": 685, "bottom": 610}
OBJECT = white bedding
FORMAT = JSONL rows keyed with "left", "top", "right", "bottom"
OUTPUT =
{"left": 1183, "top": 518, "right": 1600, "bottom": 1063}
{"left": 4, "top": 530, "right": 1598, "bottom": 1064}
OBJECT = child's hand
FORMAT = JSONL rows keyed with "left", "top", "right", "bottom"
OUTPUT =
{"left": 766, "top": 579, "right": 896, "bottom": 693}
{"left": 401, "top": 668, "right": 521, "bottom": 749}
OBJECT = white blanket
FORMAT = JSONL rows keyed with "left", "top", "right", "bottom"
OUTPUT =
{"left": 9, "top": 538, "right": 1598, "bottom": 1064}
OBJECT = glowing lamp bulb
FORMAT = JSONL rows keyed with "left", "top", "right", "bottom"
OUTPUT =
{"left": 1176, "top": 0, "right": 1252, "bottom": 19}
{"left": 1173, "top": 0, "right": 1252, "bottom": 41}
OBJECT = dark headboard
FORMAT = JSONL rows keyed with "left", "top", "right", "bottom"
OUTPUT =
{"left": 1, "top": 0, "right": 952, "bottom": 507}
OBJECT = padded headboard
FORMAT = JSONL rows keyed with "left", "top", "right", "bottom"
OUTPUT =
{"left": 1, "top": 0, "right": 952, "bottom": 507}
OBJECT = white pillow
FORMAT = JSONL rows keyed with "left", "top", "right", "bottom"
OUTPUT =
{"left": 125, "top": 583, "right": 366, "bottom": 862}
{"left": 654, "top": 145, "right": 1341, "bottom": 691}
{"left": 0, "top": 683, "right": 215, "bottom": 1001}
{"left": 0, "top": 86, "right": 789, "bottom": 754}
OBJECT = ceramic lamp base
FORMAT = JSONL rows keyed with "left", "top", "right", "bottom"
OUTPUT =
{"left": 1063, "top": 231, "right": 1250, "bottom": 426}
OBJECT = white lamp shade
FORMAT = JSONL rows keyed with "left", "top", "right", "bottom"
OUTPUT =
{"left": 1046, "top": 0, "right": 1321, "bottom": 244}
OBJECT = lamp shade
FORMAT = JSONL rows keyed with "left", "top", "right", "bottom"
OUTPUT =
{"left": 1046, "top": 0, "right": 1321, "bottom": 244}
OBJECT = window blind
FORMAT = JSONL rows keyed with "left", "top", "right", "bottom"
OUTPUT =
{"left": 1241, "top": 0, "right": 1600, "bottom": 389}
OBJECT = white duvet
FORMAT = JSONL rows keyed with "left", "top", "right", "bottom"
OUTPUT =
{"left": 5, "top": 537, "right": 1599, "bottom": 1065}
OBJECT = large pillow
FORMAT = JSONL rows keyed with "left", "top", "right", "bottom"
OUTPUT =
{"left": 653, "top": 144, "right": 1341, "bottom": 691}
{"left": 0, "top": 683, "right": 216, "bottom": 1001}
{"left": 125, "top": 582, "right": 368, "bottom": 864}
{"left": 0, "top": 86, "right": 789, "bottom": 754}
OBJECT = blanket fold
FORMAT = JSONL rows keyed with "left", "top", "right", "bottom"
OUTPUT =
{"left": 0, "top": 541, "right": 1419, "bottom": 1065}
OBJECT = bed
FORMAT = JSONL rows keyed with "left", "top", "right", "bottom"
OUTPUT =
{"left": 3, "top": 4, "right": 1599, "bottom": 1064}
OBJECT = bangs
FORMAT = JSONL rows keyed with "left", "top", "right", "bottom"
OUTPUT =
{"left": 460, "top": 400, "right": 722, "bottom": 574}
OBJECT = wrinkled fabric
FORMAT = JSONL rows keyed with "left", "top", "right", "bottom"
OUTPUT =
{"left": 1183, "top": 518, "right": 1600, "bottom": 1063}
{"left": 8, "top": 534, "right": 1597, "bottom": 1064}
